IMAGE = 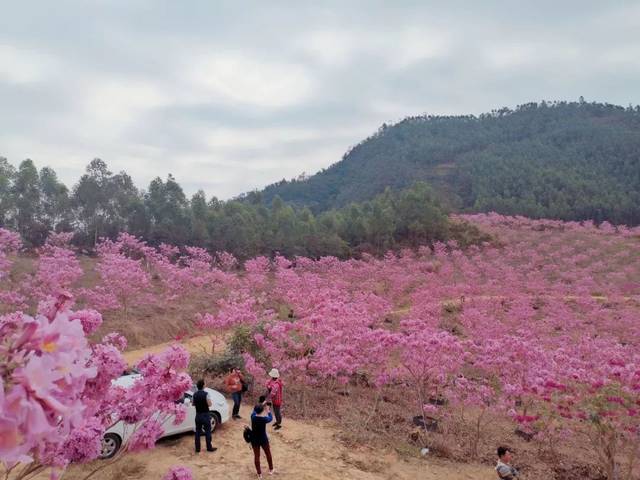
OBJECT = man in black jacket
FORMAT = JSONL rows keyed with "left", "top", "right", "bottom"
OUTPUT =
{"left": 193, "top": 379, "right": 217, "bottom": 453}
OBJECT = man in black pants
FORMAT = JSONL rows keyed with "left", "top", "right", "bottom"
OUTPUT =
{"left": 193, "top": 379, "right": 217, "bottom": 453}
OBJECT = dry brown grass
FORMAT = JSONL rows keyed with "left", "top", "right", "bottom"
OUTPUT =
{"left": 3, "top": 255, "right": 212, "bottom": 350}
{"left": 63, "top": 457, "right": 147, "bottom": 480}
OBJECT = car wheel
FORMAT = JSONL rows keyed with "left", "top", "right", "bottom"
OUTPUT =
{"left": 100, "top": 433, "right": 122, "bottom": 459}
{"left": 210, "top": 412, "right": 221, "bottom": 431}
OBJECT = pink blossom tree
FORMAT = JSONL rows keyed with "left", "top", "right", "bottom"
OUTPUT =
{"left": 0, "top": 293, "right": 192, "bottom": 480}
{"left": 26, "top": 232, "right": 83, "bottom": 303}
{"left": 0, "top": 228, "right": 25, "bottom": 310}
{"left": 83, "top": 237, "right": 154, "bottom": 318}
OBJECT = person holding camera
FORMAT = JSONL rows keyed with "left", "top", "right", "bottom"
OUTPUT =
{"left": 251, "top": 400, "right": 275, "bottom": 478}
{"left": 266, "top": 368, "right": 284, "bottom": 430}
{"left": 224, "top": 367, "right": 246, "bottom": 419}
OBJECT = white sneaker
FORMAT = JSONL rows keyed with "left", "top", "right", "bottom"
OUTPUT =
{"left": 269, "top": 470, "right": 275, "bottom": 475}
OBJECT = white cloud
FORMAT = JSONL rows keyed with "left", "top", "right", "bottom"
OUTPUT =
{"left": 204, "top": 126, "right": 324, "bottom": 150}
{"left": 484, "top": 43, "right": 540, "bottom": 69}
{"left": 484, "top": 42, "right": 582, "bottom": 70}
{"left": 601, "top": 45, "right": 640, "bottom": 67}
{"left": 81, "top": 77, "right": 169, "bottom": 126}
{"left": 299, "top": 30, "right": 360, "bottom": 67}
{"left": 299, "top": 26, "right": 451, "bottom": 70}
{"left": 187, "top": 52, "right": 315, "bottom": 108}
{"left": 0, "top": 44, "right": 59, "bottom": 84}
{"left": 388, "top": 27, "right": 452, "bottom": 69}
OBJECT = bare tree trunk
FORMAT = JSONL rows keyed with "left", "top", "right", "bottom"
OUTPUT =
{"left": 472, "top": 408, "right": 486, "bottom": 458}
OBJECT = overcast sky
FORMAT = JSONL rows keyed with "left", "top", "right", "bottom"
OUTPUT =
{"left": 1, "top": 1, "right": 639, "bottom": 199}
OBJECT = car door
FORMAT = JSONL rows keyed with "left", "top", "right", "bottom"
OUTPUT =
{"left": 174, "top": 391, "right": 197, "bottom": 433}
{"left": 157, "top": 391, "right": 195, "bottom": 436}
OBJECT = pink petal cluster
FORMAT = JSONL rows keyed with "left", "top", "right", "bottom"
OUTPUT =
{"left": 69, "top": 309, "right": 103, "bottom": 335}
{"left": 0, "top": 306, "right": 95, "bottom": 464}
{"left": 1, "top": 294, "right": 193, "bottom": 478}
{"left": 59, "top": 417, "right": 104, "bottom": 463}
{"left": 128, "top": 419, "right": 165, "bottom": 452}
{"left": 163, "top": 466, "right": 193, "bottom": 480}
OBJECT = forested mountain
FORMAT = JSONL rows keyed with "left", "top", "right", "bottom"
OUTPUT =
{"left": 258, "top": 101, "right": 640, "bottom": 225}
{"left": 2, "top": 100, "right": 638, "bottom": 256}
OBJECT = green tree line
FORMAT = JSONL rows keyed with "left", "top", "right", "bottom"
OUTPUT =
{"left": 0, "top": 157, "right": 485, "bottom": 257}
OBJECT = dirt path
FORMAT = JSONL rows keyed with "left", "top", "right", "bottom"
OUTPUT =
{"left": 65, "top": 335, "right": 496, "bottom": 480}
{"left": 62, "top": 399, "right": 495, "bottom": 480}
{"left": 123, "top": 335, "right": 218, "bottom": 365}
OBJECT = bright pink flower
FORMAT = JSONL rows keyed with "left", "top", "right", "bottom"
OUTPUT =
{"left": 128, "top": 419, "right": 165, "bottom": 452}
{"left": 59, "top": 417, "right": 104, "bottom": 463}
{"left": 101, "top": 332, "right": 128, "bottom": 351}
{"left": 69, "top": 309, "right": 103, "bottom": 335}
{"left": 163, "top": 466, "right": 193, "bottom": 480}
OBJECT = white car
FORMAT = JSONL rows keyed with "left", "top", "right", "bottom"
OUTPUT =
{"left": 100, "top": 374, "right": 230, "bottom": 459}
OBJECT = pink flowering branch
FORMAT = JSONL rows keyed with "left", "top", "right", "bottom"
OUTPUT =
{"left": 0, "top": 294, "right": 192, "bottom": 480}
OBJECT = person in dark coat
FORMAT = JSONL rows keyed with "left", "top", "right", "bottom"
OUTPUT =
{"left": 193, "top": 379, "right": 216, "bottom": 453}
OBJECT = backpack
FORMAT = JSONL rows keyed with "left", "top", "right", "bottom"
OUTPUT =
{"left": 243, "top": 426, "right": 253, "bottom": 444}
{"left": 241, "top": 379, "right": 249, "bottom": 393}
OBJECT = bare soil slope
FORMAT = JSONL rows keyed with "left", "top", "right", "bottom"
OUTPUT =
{"left": 63, "top": 338, "right": 496, "bottom": 480}
{"left": 64, "top": 400, "right": 494, "bottom": 480}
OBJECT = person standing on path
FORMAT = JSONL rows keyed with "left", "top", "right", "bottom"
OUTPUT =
{"left": 193, "top": 379, "right": 217, "bottom": 453}
{"left": 251, "top": 403, "right": 275, "bottom": 479}
{"left": 266, "top": 368, "right": 284, "bottom": 430}
{"left": 224, "top": 367, "right": 245, "bottom": 419}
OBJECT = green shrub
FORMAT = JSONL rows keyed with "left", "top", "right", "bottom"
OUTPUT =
{"left": 189, "top": 351, "right": 244, "bottom": 379}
